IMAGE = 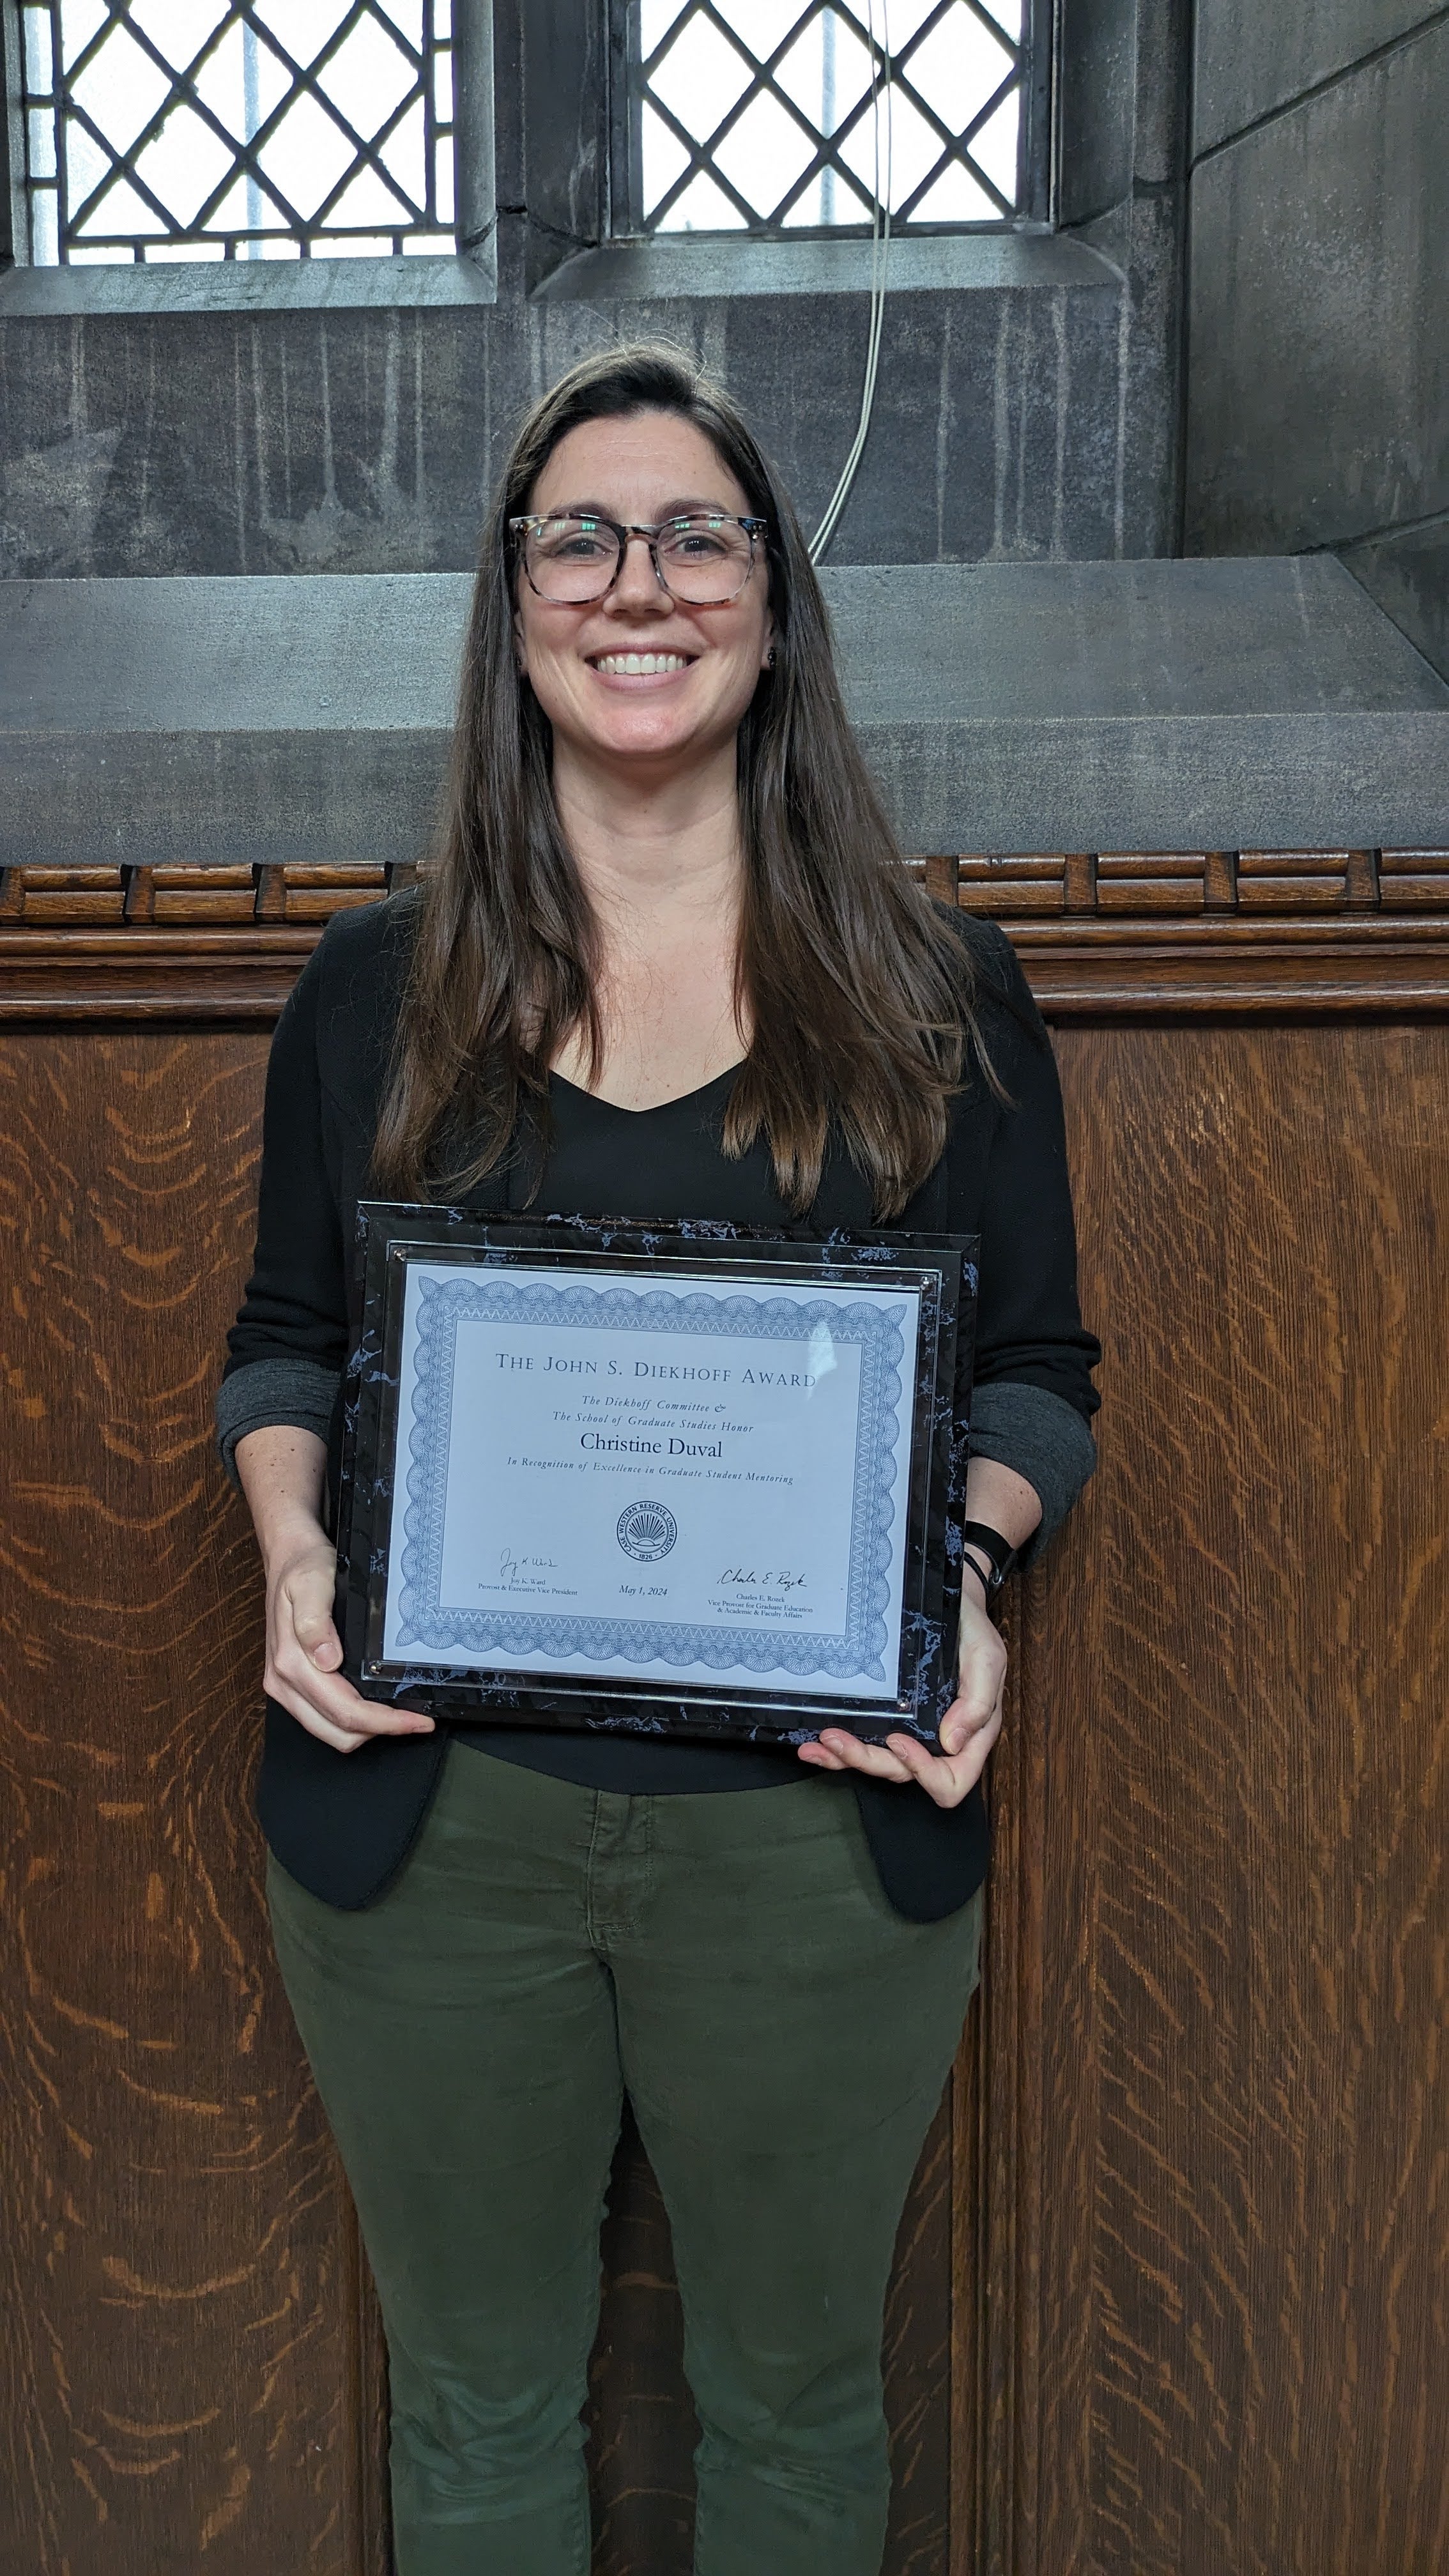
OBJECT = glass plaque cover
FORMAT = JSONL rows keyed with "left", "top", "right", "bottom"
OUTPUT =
{"left": 337, "top": 1210, "right": 979, "bottom": 1744}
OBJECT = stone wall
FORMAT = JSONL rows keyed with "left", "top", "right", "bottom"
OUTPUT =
{"left": 4, "top": 0, "right": 1439, "bottom": 688}
{"left": 0, "top": 0, "right": 1185, "bottom": 579}
{"left": 0, "top": 241, "right": 1149, "bottom": 578}
{"left": 1184, "top": 1, "right": 1449, "bottom": 675}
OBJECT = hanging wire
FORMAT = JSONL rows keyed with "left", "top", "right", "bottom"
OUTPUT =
{"left": 808, "top": 0, "right": 893, "bottom": 564}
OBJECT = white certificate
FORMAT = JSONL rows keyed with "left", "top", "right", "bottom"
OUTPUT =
{"left": 380, "top": 1261, "right": 923, "bottom": 1700}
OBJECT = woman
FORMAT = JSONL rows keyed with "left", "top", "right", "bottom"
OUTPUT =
{"left": 219, "top": 344, "right": 1099, "bottom": 2576}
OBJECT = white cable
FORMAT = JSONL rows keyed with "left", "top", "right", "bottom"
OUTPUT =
{"left": 804, "top": 0, "right": 887, "bottom": 564}
{"left": 809, "top": 0, "right": 890, "bottom": 559}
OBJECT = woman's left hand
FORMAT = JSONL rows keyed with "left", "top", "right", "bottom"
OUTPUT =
{"left": 795, "top": 1568, "right": 1006, "bottom": 1808}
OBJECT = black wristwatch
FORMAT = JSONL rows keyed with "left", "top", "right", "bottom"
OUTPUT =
{"left": 960, "top": 1521, "right": 1020, "bottom": 1593}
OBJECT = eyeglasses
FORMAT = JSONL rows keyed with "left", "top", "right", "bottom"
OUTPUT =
{"left": 509, "top": 510, "right": 768, "bottom": 606}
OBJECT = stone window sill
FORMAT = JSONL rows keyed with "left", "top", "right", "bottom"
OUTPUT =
{"left": 533, "top": 229, "right": 1122, "bottom": 302}
{"left": 0, "top": 246, "right": 496, "bottom": 316}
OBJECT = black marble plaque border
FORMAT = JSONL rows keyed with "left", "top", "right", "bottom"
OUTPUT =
{"left": 336, "top": 1207, "right": 978, "bottom": 1746}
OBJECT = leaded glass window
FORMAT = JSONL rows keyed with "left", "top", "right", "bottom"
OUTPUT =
{"left": 13, "top": 0, "right": 456, "bottom": 264}
{"left": 617, "top": 0, "right": 1048, "bottom": 233}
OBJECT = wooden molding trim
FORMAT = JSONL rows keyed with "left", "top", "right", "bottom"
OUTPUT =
{"left": 930, "top": 848, "right": 1449, "bottom": 1016}
{"left": 0, "top": 862, "right": 405, "bottom": 1020}
{"left": 1, "top": 852, "right": 1447, "bottom": 1020}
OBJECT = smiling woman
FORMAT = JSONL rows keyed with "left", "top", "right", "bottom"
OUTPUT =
{"left": 373, "top": 346, "right": 1001, "bottom": 1195}
{"left": 216, "top": 342, "right": 1100, "bottom": 2576}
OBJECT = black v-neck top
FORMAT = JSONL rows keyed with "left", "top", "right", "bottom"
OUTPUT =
{"left": 451, "top": 1065, "right": 832, "bottom": 1794}
{"left": 220, "top": 891, "right": 1100, "bottom": 1917}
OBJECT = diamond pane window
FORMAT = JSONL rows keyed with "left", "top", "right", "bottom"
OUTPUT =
{"left": 618, "top": 0, "right": 1048, "bottom": 234}
{"left": 15, "top": 0, "right": 456, "bottom": 263}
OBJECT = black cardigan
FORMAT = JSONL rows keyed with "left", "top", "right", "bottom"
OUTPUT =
{"left": 222, "top": 894, "right": 1100, "bottom": 1921}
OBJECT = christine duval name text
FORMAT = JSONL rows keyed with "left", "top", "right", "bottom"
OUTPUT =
{"left": 493, "top": 1351, "right": 822, "bottom": 1389}
{"left": 581, "top": 1430, "right": 721, "bottom": 1457}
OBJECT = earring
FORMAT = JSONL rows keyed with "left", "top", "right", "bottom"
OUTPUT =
{"left": 766, "top": 646, "right": 777, "bottom": 668}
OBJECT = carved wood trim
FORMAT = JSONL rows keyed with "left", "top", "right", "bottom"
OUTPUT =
{"left": 939, "top": 848, "right": 1449, "bottom": 1015}
{"left": 0, "top": 862, "right": 410, "bottom": 1019}
{"left": 1, "top": 853, "right": 1446, "bottom": 1020}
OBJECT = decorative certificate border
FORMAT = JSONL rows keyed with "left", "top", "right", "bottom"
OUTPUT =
{"left": 392, "top": 1274, "right": 912, "bottom": 1685}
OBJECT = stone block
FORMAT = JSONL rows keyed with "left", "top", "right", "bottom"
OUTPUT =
{"left": 1126, "top": 0, "right": 1192, "bottom": 187}
{"left": 1340, "top": 523, "right": 1449, "bottom": 683}
{"left": 862, "top": 709, "right": 1448, "bottom": 851}
{"left": 704, "top": 273, "right": 1126, "bottom": 565}
{"left": 1185, "top": 22, "right": 1449, "bottom": 555}
{"left": 0, "top": 250, "right": 1133, "bottom": 578}
{"left": 1105, "top": 188, "right": 1184, "bottom": 558}
{"left": 1194, "top": 0, "right": 1436, "bottom": 154}
{"left": 1057, "top": 0, "right": 1138, "bottom": 222}
{"left": 825, "top": 557, "right": 1446, "bottom": 719}
{"left": 4, "top": 560, "right": 1444, "bottom": 862}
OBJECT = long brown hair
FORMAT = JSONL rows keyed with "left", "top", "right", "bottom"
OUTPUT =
{"left": 373, "top": 342, "right": 995, "bottom": 1219}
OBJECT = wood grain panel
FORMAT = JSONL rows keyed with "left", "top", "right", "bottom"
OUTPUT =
{"left": 0, "top": 1030, "right": 389, "bottom": 2576}
{"left": 586, "top": 2108, "right": 696, "bottom": 2576}
{"left": 967, "top": 1025, "right": 1449, "bottom": 2575}
{"left": 579, "top": 2083, "right": 959, "bottom": 2576}
{"left": 0, "top": 1022, "right": 960, "bottom": 2574}
{"left": 5, "top": 884, "right": 1448, "bottom": 2575}
{"left": 880, "top": 2087, "right": 957, "bottom": 2576}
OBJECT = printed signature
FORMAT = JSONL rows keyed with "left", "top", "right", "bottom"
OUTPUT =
{"left": 717, "top": 1567, "right": 807, "bottom": 1591}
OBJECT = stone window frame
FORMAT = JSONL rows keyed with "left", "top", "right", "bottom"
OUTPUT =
{"left": 0, "top": 0, "right": 1140, "bottom": 313}
{"left": 0, "top": 0, "right": 496, "bottom": 310}
{"left": 502, "top": 0, "right": 1083, "bottom": 302}
{"left": 606, "top": 0, "right": 1056, "bottom": 240}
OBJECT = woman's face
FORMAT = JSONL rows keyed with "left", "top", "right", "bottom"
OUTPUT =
{"left": 512, "top": 409, "right": 774, "bottom": 776}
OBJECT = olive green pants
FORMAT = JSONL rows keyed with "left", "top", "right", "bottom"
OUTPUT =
{"left": 268, "top": 1747, "right": 983, "bottom": 2576}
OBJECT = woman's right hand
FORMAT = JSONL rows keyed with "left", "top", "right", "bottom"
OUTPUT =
{"left": 264, "top": 1525, "right": 436, "bottom": 1752}
{"left": 236, "top": 1425, "right": 434, "bottom": 1755}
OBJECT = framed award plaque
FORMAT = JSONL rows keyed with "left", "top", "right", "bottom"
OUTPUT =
{"left": 336, "top": 1209, "right": 979, "bottom": 1744}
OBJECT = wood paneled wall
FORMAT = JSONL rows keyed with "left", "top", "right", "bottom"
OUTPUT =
{"left": 970, "top": 1022, "right": 1449, "bottom": 2575}
{"left": 1, "top": 855, "right": 1446, "bottom": 2575}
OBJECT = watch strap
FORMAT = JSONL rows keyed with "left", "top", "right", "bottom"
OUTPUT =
{"left": 960, "top": 1520, "right": 1020, "bottom": 1592}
